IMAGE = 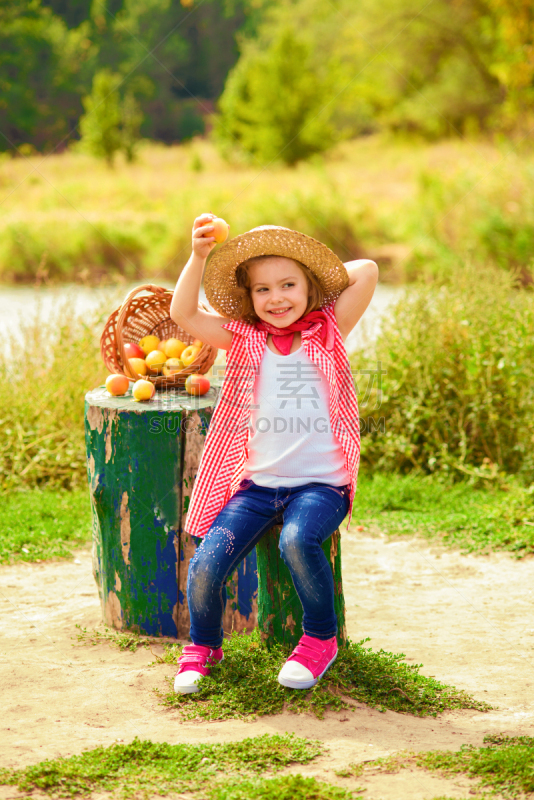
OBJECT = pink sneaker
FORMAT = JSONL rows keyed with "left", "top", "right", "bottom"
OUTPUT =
{"left": 173, "top": 644, "right": 223, "bottom": 694}
{"left": 277, "top": 634, "right": 338, "bottom": 689}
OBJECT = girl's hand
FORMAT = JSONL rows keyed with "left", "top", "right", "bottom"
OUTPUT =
{"left": 192, "top": 213, "right": 218, "bottom": 260}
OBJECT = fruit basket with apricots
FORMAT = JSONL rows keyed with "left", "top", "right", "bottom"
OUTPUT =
{"left": 100, "top": 284, "right": 218, "bottom": 393}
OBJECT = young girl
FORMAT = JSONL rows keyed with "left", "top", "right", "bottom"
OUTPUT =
{"left": 169, "top": 212, "right": 378, "bottom": 694}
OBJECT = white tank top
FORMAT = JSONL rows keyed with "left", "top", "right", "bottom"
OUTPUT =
{"left": 241, "top": 342, "right": 351, "bottom": 488}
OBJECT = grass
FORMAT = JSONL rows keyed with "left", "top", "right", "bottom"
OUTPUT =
{"left": 72, "top": 624, "right": 167, "bottom": 652}
{"left": 0, "top": 293, "right": 109, "bottom": 492}
{"left": 4, "top": 467, "right": 533, "bottom": 567}
{"left": 1, "top": 135, "right": 533, "bottom": 286}
{"left": 354, "top": 259, "right": 534, "bottom": 483}
{"left": 155, "top": 627, "right": 490, "bottom": 721}
{"left": 353, "top": 471, "right": 534, "bottom": 558}
{"left": 0, "top": 487, "right": 92, "bottom": 563}
{"left": 0, "top": 733, "right": 362, "bottom": 800}
{"left": 360, "top": 733, "right": 534, "bottom": 798}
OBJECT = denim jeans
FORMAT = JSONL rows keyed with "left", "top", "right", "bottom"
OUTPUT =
{"left": 187, "top": 479, "right": 350, "bottom": 648}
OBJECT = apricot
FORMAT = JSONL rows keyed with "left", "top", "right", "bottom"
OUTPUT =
{"left": 157, "top": 339, "right": 168, "bottom": 353}
{"left": 145, "top": 350, "right": 167, "bottom": 374}
{"left": 128, "top": 357, "right": 147, "bottom": 376}
{"left": 185, "top": 373, "right": 210, "bottom": 396}
{"left": 165, "top": 338, "right": 187, "bottom": 359}
{"left": 211, "top": 217, "right": 229, "bottom": 244}
{"left": 139, "top": 335, "right": 160, "bottom": 356}
{"left": 163, "top": 358, "right": 184, "bottom": 376}
{"left": 192, "top": 339, "right": 203, "bottom": 348}
{"left": 181, "top": 345, "right": 201, "bottom": 366}
{"left": 124, "top": 342, "right": 145, "bottom": 360}
{"left": 105, "top": 374, "right": 130, "bottom": 396}
{"left": 132, "top": 379, "right": 155, "bottom": 402}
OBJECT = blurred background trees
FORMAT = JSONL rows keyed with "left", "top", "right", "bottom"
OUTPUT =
{"left": 2, "top": 0, "right": 533, "bottom": 164}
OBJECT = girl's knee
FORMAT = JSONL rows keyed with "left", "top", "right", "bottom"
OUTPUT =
{"left": 279, "top": 523, "right": 308, "bottom": 565}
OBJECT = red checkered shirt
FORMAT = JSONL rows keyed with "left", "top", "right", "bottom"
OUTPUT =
{"left": 183, "top": 300, "right": 360, "bottom": 538}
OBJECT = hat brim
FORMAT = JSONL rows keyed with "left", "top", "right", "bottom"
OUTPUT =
{"left": 204, "top": 226, "right": 349, "bottom": 319}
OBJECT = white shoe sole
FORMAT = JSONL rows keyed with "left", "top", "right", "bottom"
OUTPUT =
{"left": 174, "top": 652, "right": 224, "bottom": 694}
{"left": 174, "top": 676, "right": 203, "bottom": 694}
{"left": 278, "top": 650, "right": 338, "bottom": 690}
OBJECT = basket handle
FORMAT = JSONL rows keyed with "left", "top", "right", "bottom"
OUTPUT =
{"left": 115, "top": 284, "right": 172, "bottom": 380}
{"left": 114, "top": 284, "right": 212, "bottom": 383}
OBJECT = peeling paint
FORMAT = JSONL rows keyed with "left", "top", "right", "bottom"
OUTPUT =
{"left": 285, "top": 612, "right": 296, "bottom": 634}
{"left": 120, "top": 491, "right": 131, "bottom": 566}
{"left": 86, "top": 404, "right": 104, "bottom": 434}
{"left": 105, "top": 590, "right": 123, "bottom": 629}
{"left": 114, "top": 571, "right": 122, "bottom": 592}
{"left": 105, "top": 409, "right": 119, "bottom": 464}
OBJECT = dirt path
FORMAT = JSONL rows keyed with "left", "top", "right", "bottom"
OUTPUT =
{"left": 2, "top": 529, "right": 534, "bottom": 799}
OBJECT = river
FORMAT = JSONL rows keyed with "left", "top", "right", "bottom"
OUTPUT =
{"left": 0, "top": 281, "right": 405, "bottom": 355}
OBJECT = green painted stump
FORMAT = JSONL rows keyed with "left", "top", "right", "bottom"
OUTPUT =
{"left": 84, "top": 385, "right": 258, "bottom": 639}
{"left": 256, "top": 526, "right": 347, "bottom": 650}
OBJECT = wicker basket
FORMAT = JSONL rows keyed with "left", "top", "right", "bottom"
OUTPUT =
{"left": 100, "top": 283, "right": 218, "bottom": 389}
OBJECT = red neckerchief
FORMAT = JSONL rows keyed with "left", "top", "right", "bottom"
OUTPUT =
{"left": 255, "top": 310, "right": 335, "bottom": 355}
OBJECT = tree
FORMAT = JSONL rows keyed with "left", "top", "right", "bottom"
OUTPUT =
{"left": 79, "top": 68, "right": 122, "bottom": 165}
{"left": 121, "top": 89, "right": 143, "bottom": 162}
{"left": 0, "top": 0, "right": 94, "bottom": 152}
{"left": 213, "top": 25, "right": 341, "bottom": 166}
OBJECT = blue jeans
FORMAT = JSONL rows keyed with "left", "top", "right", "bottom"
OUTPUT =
{"left": 187, "top": 479, "right": 350, "bottom": 648}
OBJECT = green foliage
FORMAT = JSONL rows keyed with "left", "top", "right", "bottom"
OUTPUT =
{"left": 213, "top": 24, "right": 341, "bottom": 166}
{"left": 0, "top": 0, "right": 94, "bottom": 152}
{"left": 0, "top": 488, "right": 91, "bottom": 563}
{"left": 157, "top": 628, "right": 489, "bottom": 720}
{"left": 0, "top": 734, "right": 330, "bottom": 799}
{"left": 415, "top": 733, "right": 534, "bottom": 797}
{"left": 354, "top": 261, "right": 534, "bottom": 481}
{"left": 120, "top": 89, "right": 143, "bottom": 162}
{"left": 79, "top": 69, "right": 123, "bottom": 165}
{"left": 353, "top": 471, "right": 534, "bottom": 557}
{"left": 232, "top": 0, "right": 533, "bottom": 141}
{"left": 400, "top": 158, "right": 534, "bottom": 284}
{"left": 0, "top": 293, "right": 110, "bottom": 491}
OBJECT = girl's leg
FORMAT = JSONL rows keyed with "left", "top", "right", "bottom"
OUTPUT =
{"left": 187, "top": 481, "right": 282, "bottom": 648}
{"left": 278, "top": 483, "right": 350, "bottom": 640}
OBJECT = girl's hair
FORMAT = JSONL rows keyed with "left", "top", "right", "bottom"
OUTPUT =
{"left": 234, "top": 256, "right": 325, "bottom": 324}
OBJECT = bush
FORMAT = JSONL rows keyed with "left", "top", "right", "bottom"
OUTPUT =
{"left": 354, "top": 261, "right": 534, "bottom": 482}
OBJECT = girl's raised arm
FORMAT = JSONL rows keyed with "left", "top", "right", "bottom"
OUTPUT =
{"left": 170, "top": 213, "right": 234, "bottom": 351}
{"left": 333, "top": 259, "right": 379, "bottom": 340}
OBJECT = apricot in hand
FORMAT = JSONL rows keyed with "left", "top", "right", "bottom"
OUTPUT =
{"left": 203, "top": 217, "right": 229, "bottom": 244}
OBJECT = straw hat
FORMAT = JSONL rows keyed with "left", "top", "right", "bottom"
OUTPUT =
{"left": 204, "top": 225, "right": 349, "bottom": 318}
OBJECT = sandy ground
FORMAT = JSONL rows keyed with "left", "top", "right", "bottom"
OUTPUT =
{"left": 2, "top": 528, "right": 534, "bottom": 799}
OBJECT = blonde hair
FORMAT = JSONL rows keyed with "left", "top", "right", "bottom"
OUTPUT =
{"left": 234, "top": 256, "right": 325, "bottom": 324}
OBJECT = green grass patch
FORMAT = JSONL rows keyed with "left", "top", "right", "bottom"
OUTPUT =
{"left": 156, "top": 628, "right": 490, "bottom": 720}
{"left": 353, "top": 471, "right": 534, "bottom": 557}
{"left": 0, "top": 734, "right": 360, "bottom": 800}
{"left": 0, "top": 487, "right": 92, "bottom": 563}
{"left": 72, "top": 624, "right": 168, "bottom": 653}
{"left": 364, "top": 733, "right": 534, "bottom": 798}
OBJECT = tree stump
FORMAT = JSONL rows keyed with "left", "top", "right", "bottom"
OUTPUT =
{"left": 256, "top": 525, "right": 347, "bottom": 650}
{"left": 84, "top": 385, "right": 257, "bottom": 638}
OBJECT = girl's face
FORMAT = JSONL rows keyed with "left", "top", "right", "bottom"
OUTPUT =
{"left": 248, "top": 257, "right": 310, "bottom": 327}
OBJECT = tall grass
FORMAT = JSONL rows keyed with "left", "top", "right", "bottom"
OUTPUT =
{"left": 4, "top": 136, "right": 534, "bottom": 287}
{"left": 0, "top": 292, "right": 111, "bottom": 491}
{"left": 354, "top": 261, "right": 534, "bottom": 484}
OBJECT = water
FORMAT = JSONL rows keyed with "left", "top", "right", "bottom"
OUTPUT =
{"left": 0, "top": 281, "right": 405, "bottom": 354}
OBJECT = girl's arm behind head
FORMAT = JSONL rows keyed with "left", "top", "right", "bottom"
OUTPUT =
{"left": 333, "top": 259, "right": 379, "bottom": 340}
